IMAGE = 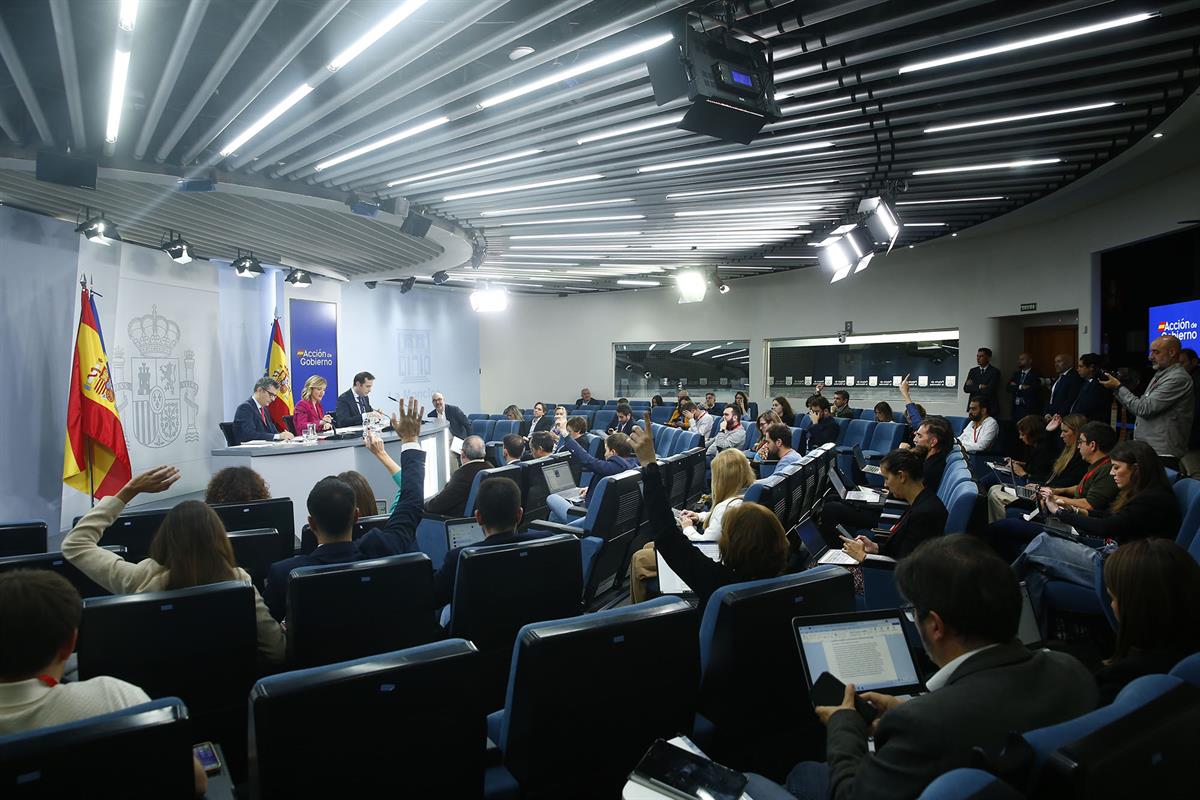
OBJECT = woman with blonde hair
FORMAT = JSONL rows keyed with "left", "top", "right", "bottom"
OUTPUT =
{"left": 986, "top": 413, "right": 1089, "bottom": 522}
{"left": 63, "top": 466, "right": 285, "bottom": 664}
{"left": 294, "top": 375, "right": 334, "bottom": 432}
{"left": 502, "top": 404, "right": 523, "bottom": 420}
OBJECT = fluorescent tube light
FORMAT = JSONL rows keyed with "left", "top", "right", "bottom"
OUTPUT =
{"left": 902, "top": 223, "right": 947, "bottom": 227}
{"left": 924, "top": 102, "right": 1116, "bottom": 133}
{"left": 895, "top": 196, "right": 1006, "bottom": 205}
{"left": 638, "top": 140, "right": 834, "bottom": 173}
{"left": 898, "top": 13, "right": 1155, "bottom": 74}
{"left": 497, "top": 215, "right": 645, "bottom": 227}
{"left": 118, "top": 0, "right": 139, "bottom": 30}
{"left": 912, "top": 158, "right": 1060, "bottom": 175}
{"left": 481, "top": 198, "right": 634, "bottom": 216}
{"left": 619, "top": 279, "right": 662, "bottom": 287}
{"left": 387, "top": 148, "right": 544, "bottom": 186}
{"left": 327, "top": 1, "right": 427, "bottom": 72}
{"left": 669, "top": 341, "right": 692, "bottom": 352}
{"left": 577, "top": 113, "right": 685, "bottom": 144}
{"left": 692, "top": 345, "right": 721, "bottom": 356}
{"left": 673, "top": 204, "right": 821, "bottom": 217}
{"left": 509, "top": 231, "right": 642, "bottom": 240}
{"left": 315, "top": 116, "right": 450, "bottom": 171}
{"left": 444, "top": 174, "right": 604, "bottom": 201}
{"left": 763, "top": 255, "right": 820, "bottom": 259}
{"left": 478, "top": 32, "right": 674, "bottom": 109}
{"left": 105, "top": 49, "right": 132, "bottom": 143}
{"left": 666, "top": 178, "right": 838, "bottom": 199}
{"left": 220, "top": 83, "right": 315, "bottom": 156}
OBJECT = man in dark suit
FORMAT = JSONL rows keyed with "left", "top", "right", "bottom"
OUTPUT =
{"left": 546, "top": 419, "right": 639, "bottom": 524}
{"left": 962, "top": 347, "right": 1002, "bottom": 411}
{"left": 332, "top": 371, "right": 376, "bottom": 428}
{"left": 744, "top": 536, "right": 1096, "bottom": 800}
{"left": 262, "top": 398, "right": 427, "bottom": 621}
{"left": 232, "top": 378, "right": 295, "bottom": 444}
{"left": 1006, "top": 352, "right": 1042, "bottom": 417}
{"left": 427, "top": 392, "right": 472, "bottom": 442}
{"left": 608, "top": 403, "right": 636, "bottom": 435}
{"left": 1045, "top": 352, "right": 1083, "bottom": 418}
{"left": 425, "top": 435, "right": 491, "bottom": 516}
{"left": 527, "top": 401, "right": 554, "bottom": 434}
{"left": 1070, "top": 353, "right": 1114, "bottom": 422}
{"left": 432, "top": 478, "right": 547, "bottom": 608}
{"left": 574, "top": 387, "right": 603, "bottom": 408}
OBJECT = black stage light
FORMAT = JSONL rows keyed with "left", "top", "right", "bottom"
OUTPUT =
{"left": 160, "top": 230, "right": 192, "bottom": 263}
{"left": 75, "top": 212, "right": 120, "bottom": 246}
{"left": 285, "top": 269, "right": 312, "bottom": 287}
{"left": 432, "top": 271, "right": 449, "bottom": 285}
{"left": 232, "top": 250, "right": 263, "bottom": 278}
{"left": 398, "top": 277, "right": 416, "bottom": 294}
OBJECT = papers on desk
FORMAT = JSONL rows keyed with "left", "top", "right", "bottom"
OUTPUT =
{"left": 334, "top": 425, "right": 364, "bottom": 436}
{"left": 230, "top": 441, "right": 279, "bottom": 448}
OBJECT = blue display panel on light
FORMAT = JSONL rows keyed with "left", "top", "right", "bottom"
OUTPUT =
{"left": 730, "top": 69, "right": 753, "bottom": 87}
{"left": 1149, "top": 298, "right": 1200, "bottom": 345}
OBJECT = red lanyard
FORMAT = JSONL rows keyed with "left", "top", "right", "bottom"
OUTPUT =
{"left": 1078, "top": 456, "right": 1112, "bottom": 494}
{"left": 37, "top": 675, "right": 58, "bottom": 687}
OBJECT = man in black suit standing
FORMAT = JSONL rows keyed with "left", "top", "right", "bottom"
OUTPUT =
{"left": 333, "top": 371, "right": 377, "bottom": 428}
{"left": 1045, "top": 352, "right": 1083, "bottom": 419}
{"left": 575, "top": 387, "right": 603, "bottom": 408}
{"left": 431, "top": 478, "right": 547, "bottom": 609}
{"left": 425, "top": 435, "right": 491, "bottom": 517}
{"left": 427, "top": 391, "right": 472, "bottom": 442}
{"left": 1070, "top": 353, "right": 1114, "bottom": 422}
{"left": 962, "top": 347, "right": 1001, "bottom": 412}
{"left": 1005, "top": 352, "right": 1042, "bottom": 417}
{"left": 232, "top": 378, "right": 295, "bottom": 444}
{"left": 744, "top": 536, "right": 1096, "bottom": 800}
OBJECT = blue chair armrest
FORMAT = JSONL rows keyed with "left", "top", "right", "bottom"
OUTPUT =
{"left": 528, "top": 520, "right": 585, "bottom": 537}
{"left": 487, "top": 709, "right": 506, "bottom": 749}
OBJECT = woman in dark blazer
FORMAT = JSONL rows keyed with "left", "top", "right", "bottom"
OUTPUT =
{"left": 842, "top": 448, "right": 947, "bottom": 562}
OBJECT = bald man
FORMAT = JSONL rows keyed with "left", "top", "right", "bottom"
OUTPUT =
{"left": 1100, "top": 335, "right": 1195, "bottom": 469}
{"left": 1006, "top": 352, "right": 1042, "bottom": 417}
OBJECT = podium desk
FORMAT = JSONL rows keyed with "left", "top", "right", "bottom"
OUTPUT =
{"left": 210, "top": 421, "right": 451, "bottom": 542}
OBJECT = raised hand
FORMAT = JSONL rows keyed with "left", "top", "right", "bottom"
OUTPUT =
{"left": 117, "top": 465, "right": 181, "bottom": 503}
{"left": 630, "top": 417, "right": 657, "bottom": 466}
{"left": 899, "top": 374, "right": 912, "bottom": 401}
{"left": 364, "top": 430, "right": 386, "bottom": 456}
{"left": 391, "top": 397, "right": 424, "bottom": 443}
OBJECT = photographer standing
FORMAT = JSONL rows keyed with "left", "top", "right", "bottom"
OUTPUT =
{"left": 1100, "top": 334, "right": 1194, "bottom": 470}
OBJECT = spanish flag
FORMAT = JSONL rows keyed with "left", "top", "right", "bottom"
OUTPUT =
{"left": 63, "top": 287, "right": 132, "bottom": 498}
{"left": 264, "top": 318, "right": 294, "bottom": 432}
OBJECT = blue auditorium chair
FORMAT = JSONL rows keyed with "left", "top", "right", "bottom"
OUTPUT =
{"left": 742, "top": 420, "right": 761, "bottom": 452}
{"left": 671, "top": 430, "right": 703, "bottom": 455}
{"left": 468, "top": 413, "right": 488, "bottom": 421}
{"left": 592, "top": 409, "right": 615, "bottom": 432}
{"left": 1170, "top": 652, "right": 1200, "bottom": 687}
{"left": 530, "top": 469, "right": 643, "bottom": 608}
{"left": 944, "top": 480, "right": 979, "bottom": 533}
{"left": 789, "top": 425, "right": 804, "bottom": 451}
{"left": 210, "top": 497, "right": 296, "bottom": 560}
{"left": 695, "top": 568, "right": 854, "bottom": 777}
{"left": 745, "top": 473, "right": 789, "bottom": 522}
{"left": 285, "top": 553, "right": 437, "bottom": 668}
{"left": 0, "top": 698, "right": 196, "bottom": 797}
{"left": 0, "top": 547, "right": 126, "bottom": 598}
{"left": 72, "top": 505, "right": 167, "bottom": 563}
{"left": 471, "top": 418, "right": 495, "bottom": 441}
{"left": 832, "top": 415, "right": 851, "bottom": 444}
{"left": 0, "top": 520, "right": 47, "bottom": 557}
{"left": 226, "top": 527, "right": 279, "bottom": 591}
{"left": 861, "top": 422, "right": 905, "bottom": 460}
{"left": 917, "top": 769, "right": 1023, "bottom": 799}
{"left": 650, "top": 405, "right": 673, "bottom": 425}
{"left": 249, "top": 640, "right": 487, "bottom": 799}
{"left": 486, "top": 597, "right": 698, "bottom": 798}
{"left": 449, "top": 533, "right": 582, "bottom": 709}
{"left": 520, "top": 452, "right": 570, "bottom": 525}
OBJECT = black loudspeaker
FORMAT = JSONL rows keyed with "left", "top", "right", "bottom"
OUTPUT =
{"left": 36, "top": 151, "right": 98, "bottom": 189}
{"left": 400, "top": 213, "right": 433, "bottom": 238}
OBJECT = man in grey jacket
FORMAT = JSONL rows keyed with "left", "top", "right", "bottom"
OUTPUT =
{"left": 744, "top": 536, "right": 1096, "bottom": 800}
{"left": 1100, "top": 334, "right": 1194, "bottom": 470}
{"left": 705, "top": 406, "right": 746, "bottom": 456}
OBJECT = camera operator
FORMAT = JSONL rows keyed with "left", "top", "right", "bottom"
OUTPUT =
{"left": 1100, "top": 334, "right": 1195, "bottom": 470}
{"left": 1070, "top": 353, "right": 1114, "bottom": 423}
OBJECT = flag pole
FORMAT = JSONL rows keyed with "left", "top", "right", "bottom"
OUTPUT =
{"left": 80, "top": 278, "right": 96, "bottom": 508}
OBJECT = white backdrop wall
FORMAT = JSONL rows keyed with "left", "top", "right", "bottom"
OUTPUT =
{"left": 479, "top": 159, "right": 1200, "bottom": 417}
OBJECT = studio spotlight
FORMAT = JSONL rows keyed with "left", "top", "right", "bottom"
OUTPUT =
{"left": 675, "top": 270, "right": 707, "bottom": 304}
{"left": 160, "top": 230, "right": 192, "bottom": 264}
{"left": 285, "top": 268, "right": 312, "bottom": 287}
{"left": 75, "top": 211, "right": 120, "bottom": 246}
{"left": 858, "top": 197, "right": 901, "bottom": 251}
{"left": 364, "top": 281, "right": 378, "bottom": 289}
{"left": 398, "top": 276, "right": 416, "bottom": 294}
{"left": 432, "top": 271, "right": 450, "bottom": 285}
{"left": 469, "top": 286, "right": 508, "bottom": 313}
{"left": 232, "top": 250, "right": 263, "bottom": 279}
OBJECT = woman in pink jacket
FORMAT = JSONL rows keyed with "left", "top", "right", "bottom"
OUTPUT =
{"left": 294, "top": 375, "right": 334, "bottom": 432}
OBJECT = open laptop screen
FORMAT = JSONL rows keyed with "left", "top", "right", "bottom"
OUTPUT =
{"left": 445, "top": 518, "right": 486, "bottom": 551}
{"left": 794, "top": 612, "right": 924, "bottom": 695}
{"left": 542, "top": 463, "right": 575, "bottom": 495}
{"left": 827, "top": 465, "right": 847, "bottom": 499}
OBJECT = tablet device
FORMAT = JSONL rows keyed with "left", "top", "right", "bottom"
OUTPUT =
{"left": 794, "top": 610, "right": 926, "bottom": 697}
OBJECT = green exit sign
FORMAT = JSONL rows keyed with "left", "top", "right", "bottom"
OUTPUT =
{"left": 1020, "top": 303, "right": 1037, "bottom": 312}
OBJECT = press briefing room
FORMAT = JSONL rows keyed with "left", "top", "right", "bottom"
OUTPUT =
{"left": 2, "top": 1, "right": 1200, "bottom": 797}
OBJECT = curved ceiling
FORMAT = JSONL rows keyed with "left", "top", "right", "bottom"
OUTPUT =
{"left": 0, "top": 0, "right": 1197, "bottom": 293}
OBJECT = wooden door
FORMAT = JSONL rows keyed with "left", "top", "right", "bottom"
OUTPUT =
{"left": 1024, "top": 325, "right": 1078, "bottom": 376}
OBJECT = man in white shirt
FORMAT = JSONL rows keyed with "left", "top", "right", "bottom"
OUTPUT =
{"left": 0, "top": 571, "right": 208, "bottom": 794}
{"left": 958, "top": 396, "right": 998, "bottom": 453}
{"left": 685, "top": 401, "right": 714, "bottom": 440}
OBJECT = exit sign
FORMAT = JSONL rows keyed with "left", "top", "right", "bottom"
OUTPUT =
{"left": 1020, "top": 303, "right": 1037, "bottom": 312}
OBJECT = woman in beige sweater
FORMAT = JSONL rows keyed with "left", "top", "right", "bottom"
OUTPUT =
{"left": 62, "top": 465, "right": 286, "bottom": 664}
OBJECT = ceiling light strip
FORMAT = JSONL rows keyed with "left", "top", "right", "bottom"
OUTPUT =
{"left": 923, "top": 101, "right": 1117, "bottom": 133}
{"left": 912, "top": 158, "right": 1060, "bottom": 175}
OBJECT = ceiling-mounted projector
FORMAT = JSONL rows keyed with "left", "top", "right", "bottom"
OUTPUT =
{"left": 646, "top": 17, "right": 781, "bottom": 145}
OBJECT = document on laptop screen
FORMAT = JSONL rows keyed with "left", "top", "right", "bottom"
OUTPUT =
{"left": 797, "top": 618, "right": 919, "bottom": 692}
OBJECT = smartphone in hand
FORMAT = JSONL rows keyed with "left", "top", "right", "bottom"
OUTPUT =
{"left": 811, "top": 672, "right": 878, "bottom": 723}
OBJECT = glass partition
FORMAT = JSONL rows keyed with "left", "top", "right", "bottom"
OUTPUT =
{"left": 614, "top": 340, "right": 751, "bottom": 399}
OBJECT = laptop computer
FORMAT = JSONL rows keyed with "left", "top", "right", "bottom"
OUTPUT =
{"left": 657, "top": 542, "right": 721, "bottom": 595}
{"left": 992, "top": 461, "right": 1037, "bottom": 500}
{"left": 852, "top": 444, "right": 881, "bottom": 475}
{"left": 445, "top": 517, "right": 487, "bottom": 551}
{"left": 828, "top": 464, "right": 883, "bottom": 504}
{"left": 543, "top": 462, "right": 585, "bottom": 504}
{"left": 793, "top": 610, "right": 926, "bottom": 697}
